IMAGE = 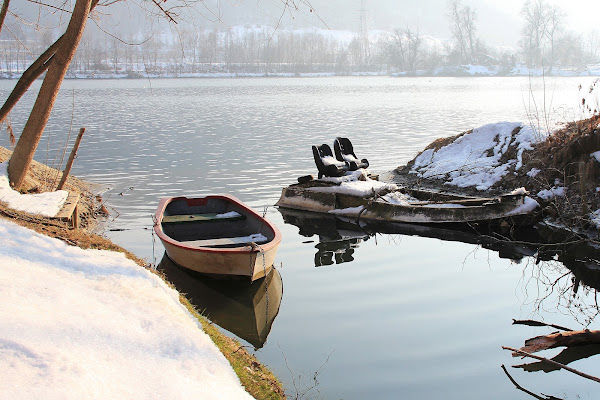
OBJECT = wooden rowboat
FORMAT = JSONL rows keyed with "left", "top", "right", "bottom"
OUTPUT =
{"left": 154, "top": 194, "right": 282, "bottom": 281}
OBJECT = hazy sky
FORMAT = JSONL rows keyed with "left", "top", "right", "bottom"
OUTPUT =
{"left": 216, "top": 0, "right": 600, "bottom": 47}
{"left": 11, "top": 0, "right": 600, "bottom": 49}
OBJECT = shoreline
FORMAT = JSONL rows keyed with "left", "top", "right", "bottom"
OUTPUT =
{"left": 0, "top": 147, "right": 285, "bottom": 400}
{"left": 2, "top": 66, "right": 600, "bottom": 80}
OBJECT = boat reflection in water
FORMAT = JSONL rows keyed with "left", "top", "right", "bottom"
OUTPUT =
{"left": 278, "top": 207, "right": 600, "bottom": 290}
{"left": 278, "top": 207, "right": 372, "bottom": 266}
{"left": 279, "top": 207, "right": 539, "bottom": 267}
{"left": 157, "top": 253, "right": 283, "bottom": 349}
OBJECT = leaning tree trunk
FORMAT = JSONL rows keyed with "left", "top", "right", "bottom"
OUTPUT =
{"left": 7, "top": 0, "right": 92, "bottom": 190}
{"left": 0, "top": 0, "right": 10, "bottom": 33}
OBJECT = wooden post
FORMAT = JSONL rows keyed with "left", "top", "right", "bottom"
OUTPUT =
{"left": 57, "top": 127, "right": 85, "bottom": 190}
{"left": 72, "top": 203, "right": 79, "bottom": 228}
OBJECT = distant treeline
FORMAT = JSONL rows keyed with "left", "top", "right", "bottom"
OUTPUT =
{"left": 1, "top": 22, "right": 599, "bottom": 78}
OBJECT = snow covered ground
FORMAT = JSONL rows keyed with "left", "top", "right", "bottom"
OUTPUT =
{"left": 0, "top": 218, "right": 253, "bottom": 399}
{"left": 0, "top": 162, "right": 253, "bottom": 399}
{"left": 409, "top": 122, "right": 540, "bottom": 191}
{"left": 0, "top": 163, "right": 68, "bottom": 217}
{"left": 407, "top": 122, "right": 600, "bottom": 228}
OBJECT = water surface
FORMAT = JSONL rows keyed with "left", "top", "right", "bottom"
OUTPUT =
{"left": 1, "top": 76, "right": 599, "bottom": 399}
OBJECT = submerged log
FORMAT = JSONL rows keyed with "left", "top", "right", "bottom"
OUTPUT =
{"left": 516, "top": 330, "right": 600, "bottom": 355}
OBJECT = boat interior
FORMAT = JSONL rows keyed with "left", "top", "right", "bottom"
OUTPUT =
{"left": 160, "top": 197, "right": 274, "bottom": 248}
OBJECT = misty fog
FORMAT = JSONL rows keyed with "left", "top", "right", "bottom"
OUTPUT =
{"left": 1, "top": 1, "right": 600, "bottom": 77}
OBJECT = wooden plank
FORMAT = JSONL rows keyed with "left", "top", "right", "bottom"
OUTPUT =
{"left": 162, "top": 212, "right": 244, "bottom": 224}
{"left": 183, "top": 234, "right": 268, "bottom": 248}
{"left": 408, "top": 197, "right": 499, "bottom": 206}
{"left": 55, "top": 192, "right": 80, "bottom": 221}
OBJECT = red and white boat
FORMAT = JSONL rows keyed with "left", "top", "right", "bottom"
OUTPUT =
{"left": 154, "top": 194, "right": 281, "bottom": 281}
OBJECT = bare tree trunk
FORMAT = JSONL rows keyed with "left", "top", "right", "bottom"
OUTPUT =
{"left": 7, "top": 0, "right": 92, "bottom": 190}
{"left": 0, "top": 0, "right": 10, "bottom": 33}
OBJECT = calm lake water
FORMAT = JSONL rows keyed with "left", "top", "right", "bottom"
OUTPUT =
{"left": 2, "top": 76, "right": 600, "bottom": 399}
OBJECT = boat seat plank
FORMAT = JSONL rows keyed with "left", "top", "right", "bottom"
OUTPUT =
{"left": 183, "top": 233, "right": 268, "bottom": 248}
{"left": 162, "top": 211, "right": 244, "bottom": 223}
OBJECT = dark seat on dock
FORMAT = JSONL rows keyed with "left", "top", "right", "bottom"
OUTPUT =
{"left": 333, "top": 137, "right": 369, "bottom": 171}
{"left": 312, "top": 144, "right": 350, "bottom": 179}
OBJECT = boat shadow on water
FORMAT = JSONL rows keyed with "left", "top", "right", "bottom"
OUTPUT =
{"left": 157, "top": 253, "right": 284, "bottom": 349}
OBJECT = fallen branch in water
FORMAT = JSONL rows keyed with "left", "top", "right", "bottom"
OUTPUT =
{"left": 502, "top": 346, "right": 600, "bottom": 384}
{"left": 512, "top": 319, "right": 572, "bottom": 332}
{"left": 519, "top": 330, "right": 600, "bottom": 354}
{"left": 500, "top": 364, "right": 562, "bottom": 400}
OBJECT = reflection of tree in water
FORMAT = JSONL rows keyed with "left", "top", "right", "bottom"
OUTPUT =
{"left": 503, "top": 242, "right": 600, "bottom": 399}
{"left": 517, "top": 249, "right": 600, "bottom": 326}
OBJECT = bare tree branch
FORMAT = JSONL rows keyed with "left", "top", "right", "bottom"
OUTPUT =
{"left": 0, "top": 0, "right": 10, "bottom": 33}
{"left": 512, "top": 319, "right": 572, "bottom": 331}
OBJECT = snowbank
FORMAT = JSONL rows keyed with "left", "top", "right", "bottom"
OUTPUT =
{"left": 0, "top": 162, "right": 68, "bottom": 217}
{"left": 0, "top": 217, "right": 253, "bottom": 400}
{"left": 409, "top": 122, "right": 542, "bottom": 190}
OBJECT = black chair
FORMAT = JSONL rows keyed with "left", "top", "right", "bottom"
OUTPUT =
{"left": 333, "top": 137, "right": 369, "bottom": 171}
{"left": 312, "top": 144, "right": 350, "bottom": 178}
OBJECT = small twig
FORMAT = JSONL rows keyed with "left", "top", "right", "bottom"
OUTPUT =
{"left": 502, "top": 346, "right": 600, "bottom": 384}
{"left": 501, "top": 365, "right": 562, "bottom": 400}
{"left": 512, "top": 319, "right": 572, "bottom": 332}
{"left": 56, "top": 235, "right": 78, "bottom": 246}
{"left": 232, "top": 345, "right": 253, "bottom": 354}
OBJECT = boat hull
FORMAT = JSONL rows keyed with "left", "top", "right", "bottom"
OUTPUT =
{"left": 276, "top": 182, "right": 537, "bottom": 225}
{"left": 154, "top": 194, "right": 281, "bottom": 281}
